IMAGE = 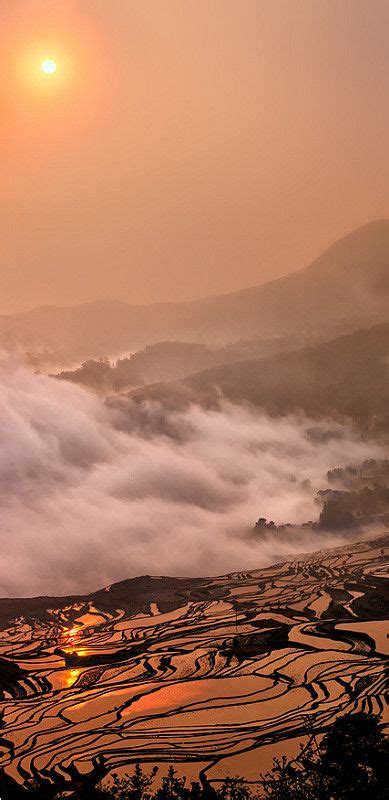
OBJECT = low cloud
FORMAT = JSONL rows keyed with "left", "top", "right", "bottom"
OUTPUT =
{"left": 0, "top": 355, "right": 384, "bottom": 597}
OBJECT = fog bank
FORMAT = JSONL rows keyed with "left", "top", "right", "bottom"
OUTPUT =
{"left": 0, "top": 356, "right": 384, "bottom": 596}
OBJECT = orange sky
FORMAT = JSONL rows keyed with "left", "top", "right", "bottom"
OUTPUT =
{"left": 1, "top": 0, "right": 388, "bottom": 312}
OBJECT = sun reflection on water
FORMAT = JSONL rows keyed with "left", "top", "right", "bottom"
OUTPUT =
{"left": 66, "top": 668, "right": 80, "bottom": 687}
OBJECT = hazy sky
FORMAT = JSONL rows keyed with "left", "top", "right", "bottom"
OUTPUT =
{"left": 1, "top": 0, "right": 389, "bottom": 312}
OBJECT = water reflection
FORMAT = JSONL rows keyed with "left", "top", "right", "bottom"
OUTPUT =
{"left": 66, "top": 668, "right": 80, "bottom": 687}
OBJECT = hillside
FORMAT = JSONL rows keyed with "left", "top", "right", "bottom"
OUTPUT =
{"left": 1, "top": 220, "right": 389, "bottom": 365}
{"left": 131, "top": 324, "right": 389, "bottom": 431}
{"left": 0, "top": 536, "right": 387, "bottom": 790}
{"left": 55, "top": 336, "right": 309, "bottom": 392}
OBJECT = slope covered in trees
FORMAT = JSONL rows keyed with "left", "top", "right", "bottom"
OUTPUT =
{"left": 54, "top": 337, "right": 308, "bottom": 393}
{"left": 133, "top": 324, "right": 389, "bottom": 431}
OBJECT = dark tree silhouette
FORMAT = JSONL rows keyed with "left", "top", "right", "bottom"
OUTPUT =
{"left": 216, "top": 775, "right": 257, "bottom": 799}
{"left": 261, "top": 712, "right": 389, "bottom": 799}
{"left": 319, "top": 712, "right": 389, "bottom": 799}
{"left": 154, "top": 765, "right": 190, "bottom": 799}
{"left": 98, "top": 763, "right": 158, "bottom": 800}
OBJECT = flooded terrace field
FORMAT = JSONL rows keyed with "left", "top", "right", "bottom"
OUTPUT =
{"left": 0, "top": 536, "right": 387, "bottom": 790}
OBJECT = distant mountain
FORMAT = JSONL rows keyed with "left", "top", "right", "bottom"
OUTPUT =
{"left": 0, "top": 300, "right": 140, "bottom": 368}
{"left": 131, "top": 324, "right": 389, "bottom": 431}
{"left": 1, "top": 220, "right": 389, "bottom": 365}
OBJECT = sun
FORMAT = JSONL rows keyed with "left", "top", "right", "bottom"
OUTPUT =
{"left": 41, "top": 58, "right": 57, "bottom": 75}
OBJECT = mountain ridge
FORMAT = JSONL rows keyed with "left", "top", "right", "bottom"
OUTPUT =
{"left": 1, "top": 220, "right": 389, "bottom": 365}
{"left": 5, "top": 218, "right": 389, "bottom": 317}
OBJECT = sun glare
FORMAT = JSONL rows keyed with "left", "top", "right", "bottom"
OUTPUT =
{"left": 41, "top": 58, "right": 57, "bottom": 75}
